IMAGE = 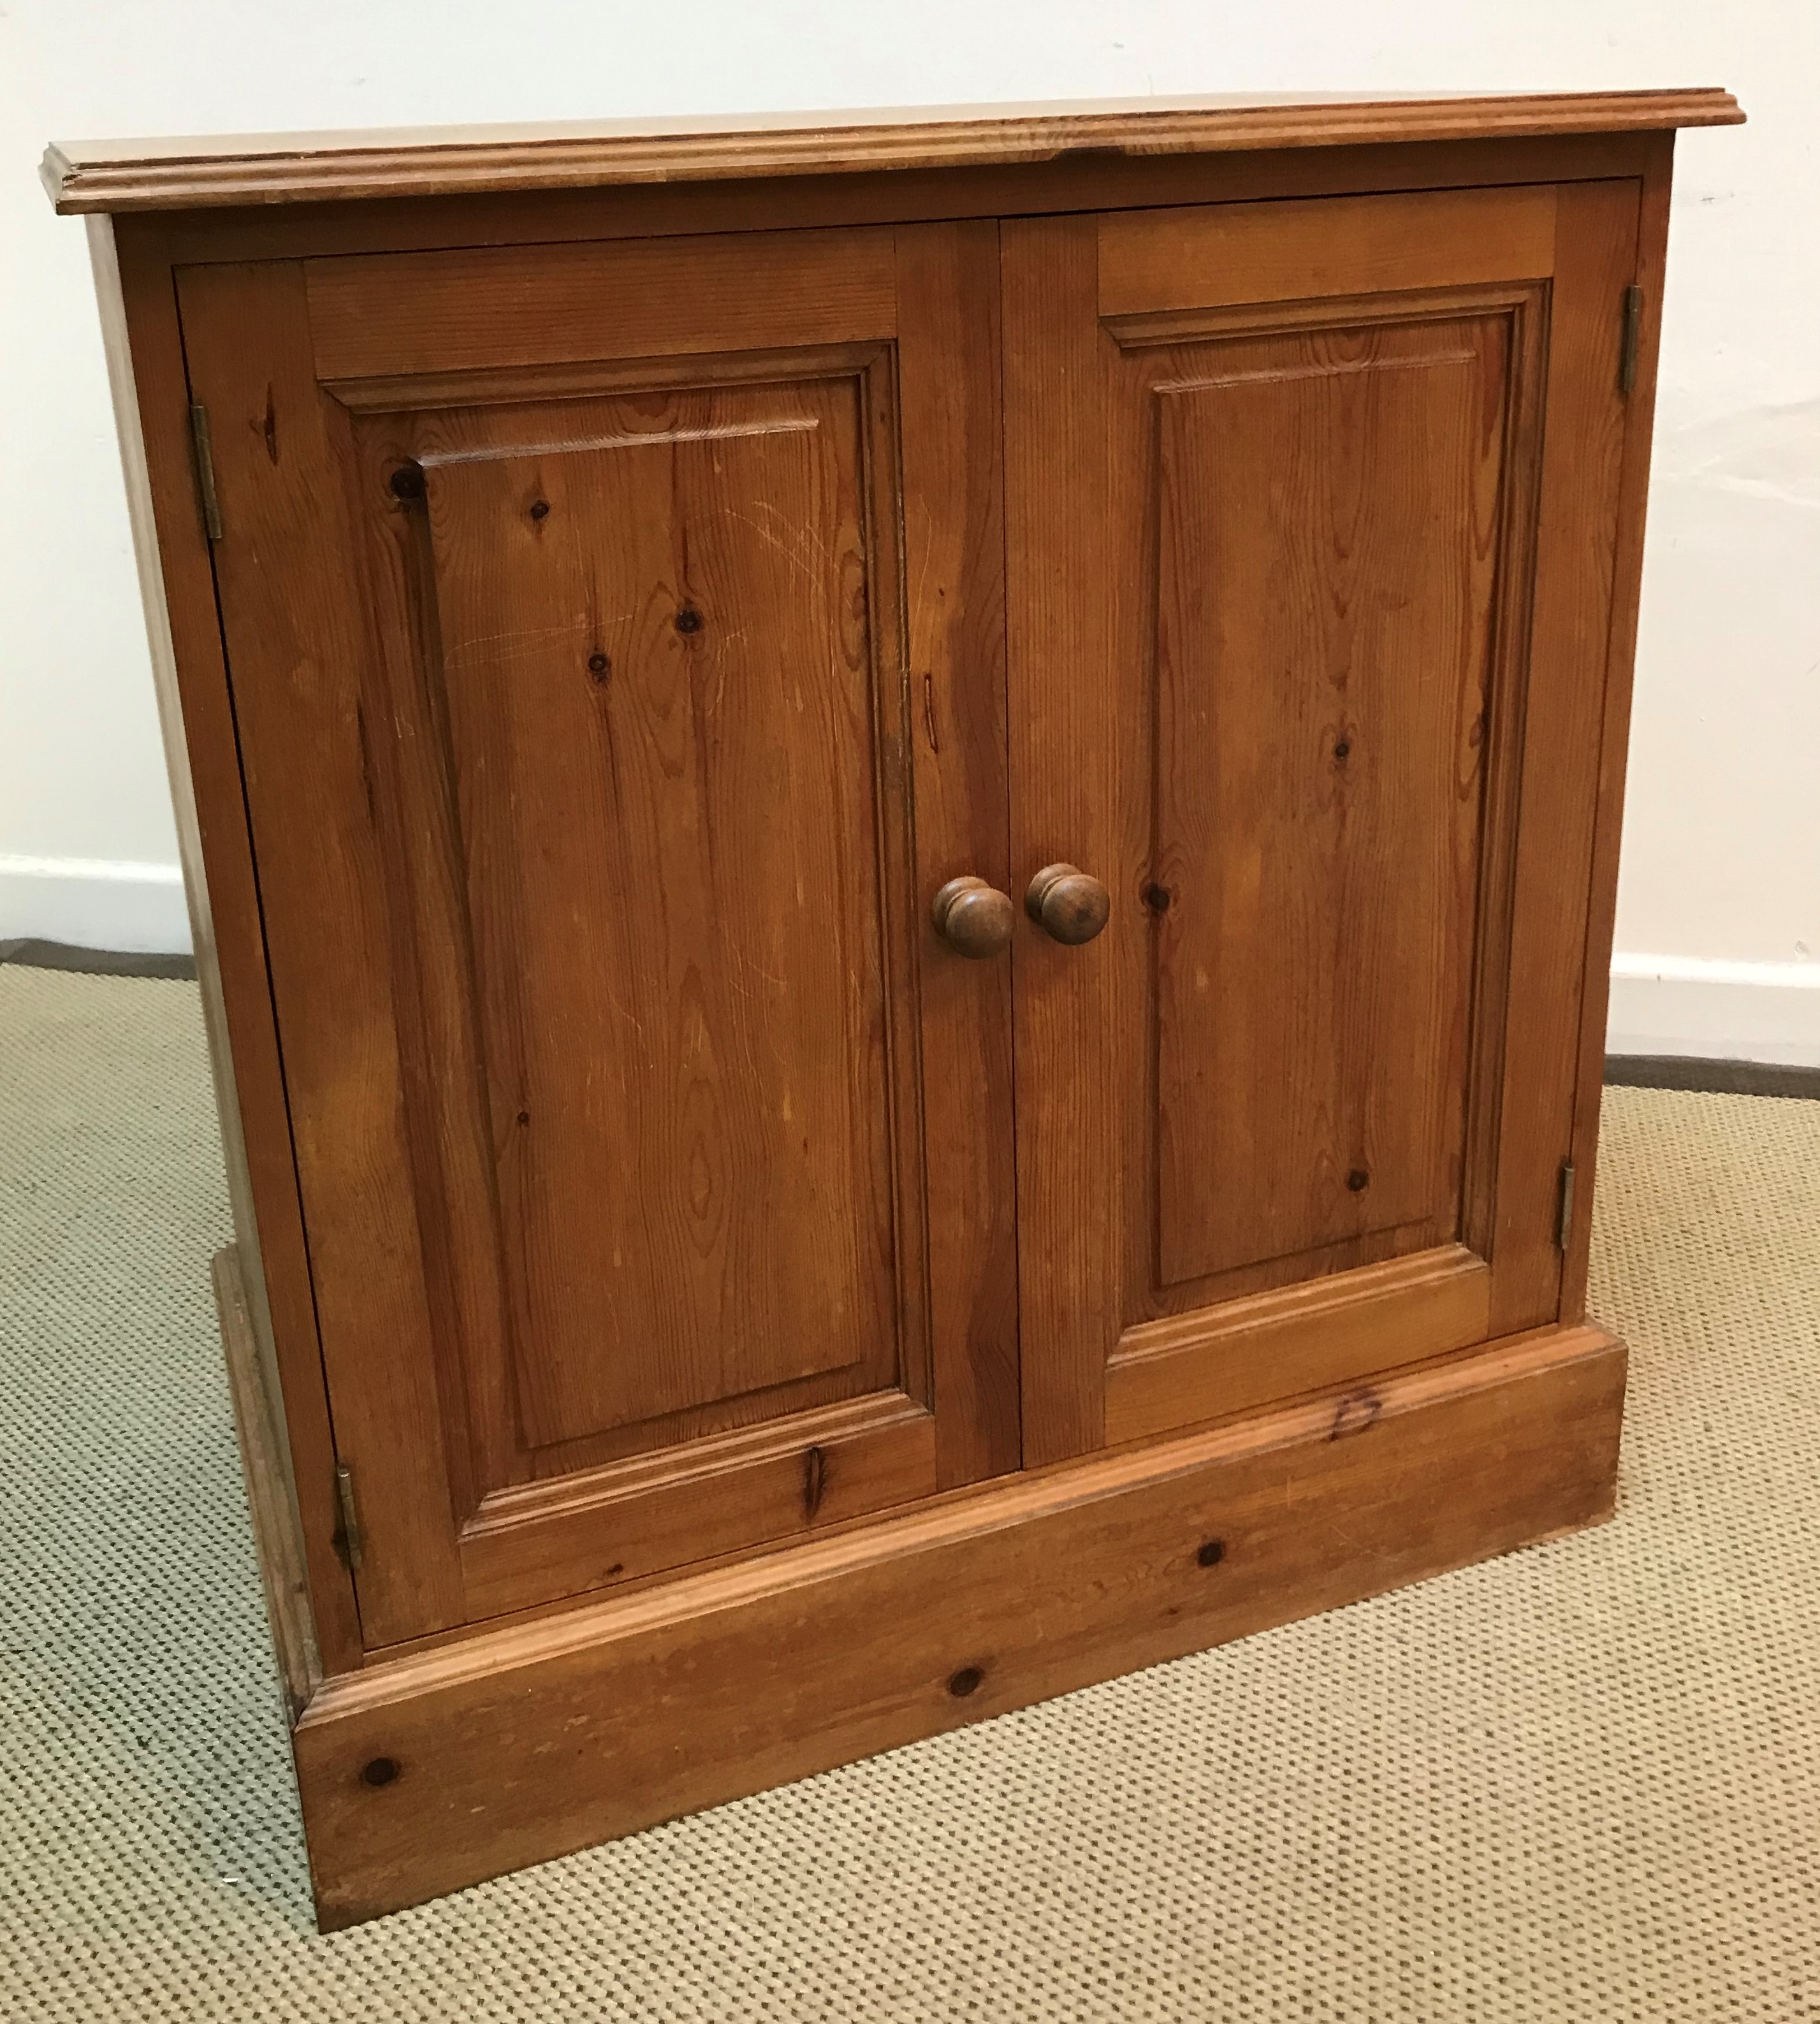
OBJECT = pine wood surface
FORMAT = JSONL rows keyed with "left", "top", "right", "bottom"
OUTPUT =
{"left": 1096, "top": 183, "right": 1558, "bottom": 312}
{"left": 1001, "top": 176, "right": 1631, "bottom": 1462}
{"left": 213, "top": 1246, "right": 321, "bottom": 1718}
{"left": 177, "top": 221, "right": 1016, "bottom": 1646}
{"left": 92, "top": 221, "right": 367, "bottom": 1673}
{"left": 293, "top": 1322, "right": 1626, "bottom": 1926}
{"left": 894, "top": 219, "right": 1023, "bottom": 1489}
{"left": 43, "top": 87, "right": 1738, "bottom": 212}
{"left": 1106, "top": 1245, "right": 1492, "bottom": 1447}
{"left": 106, "top": 133, "right": 1665, "bottom": 272}
{"left": 1562, "top": 135, "right": 1678, "bottom": 1322}
{"left": 305, "top": 228, "right": 897, "bottom": 379}
{"left": 1144, "top": 309, "right": 1507, "bottom": 1288}
{"left": 1484, "top": 178, "right": 1641, "bottom": 1337}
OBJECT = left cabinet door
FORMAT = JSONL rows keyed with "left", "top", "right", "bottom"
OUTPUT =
{"left": 178, "top": 222, "right": 1018, "bottom": 1648}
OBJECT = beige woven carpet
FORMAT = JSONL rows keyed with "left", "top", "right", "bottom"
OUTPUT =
{"left": 3, "top": 966, "right": 1818, "bottom": 2022}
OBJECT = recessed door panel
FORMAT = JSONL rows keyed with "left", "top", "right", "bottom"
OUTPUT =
{"left": 399, "top": 382, "right": 894, "bottom": 1448}
{"left": 1153, "top": 317, "right": 1508, "bottom": 1289}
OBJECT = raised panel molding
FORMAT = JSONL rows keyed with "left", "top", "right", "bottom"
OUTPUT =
{"left": 1107, "top": 286, "right": 1552, "bottom": 1334}
{"left": 358, "top": 372, "right": 903, "bottom": 1455}
{"left": 1107, "top": 1245, "right": 1493, "bottom": 1444}
{"left": 1146, "top": 317, "right": 1510, "bottom": 1292}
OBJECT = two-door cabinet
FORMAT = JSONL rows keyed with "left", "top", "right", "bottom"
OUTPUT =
{"left": 45, "top": 84, "right": 1742, "bottom": 1926}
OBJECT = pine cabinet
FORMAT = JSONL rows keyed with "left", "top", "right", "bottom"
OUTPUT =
{"left": 49, "top": 84, "right": 1740, "bottom": 1926}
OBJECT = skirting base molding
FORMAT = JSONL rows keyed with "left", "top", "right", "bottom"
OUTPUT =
{"left": 213, "top": 1241, "right": 1626, "bottom": 1931}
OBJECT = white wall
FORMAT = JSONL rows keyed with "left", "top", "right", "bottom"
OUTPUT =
{"left": 3, "top": 1, "right": 1814, "bottom": 1056}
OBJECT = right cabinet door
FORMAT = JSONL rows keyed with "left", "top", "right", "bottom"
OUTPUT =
{"left": 1003, "top": 180, "right": 1642, "bottom": 1461}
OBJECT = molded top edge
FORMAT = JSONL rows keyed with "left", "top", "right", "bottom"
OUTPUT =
{"left": 43, "top": 88, "right": 1743, "bottom": 216}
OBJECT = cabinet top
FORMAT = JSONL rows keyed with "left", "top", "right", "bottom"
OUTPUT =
{"left": 43, "top": 87, "right": 1741, "bottom": 216}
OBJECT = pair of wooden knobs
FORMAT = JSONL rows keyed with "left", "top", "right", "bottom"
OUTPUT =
{"left": 932, "top": 865, "right": 1110, "bottom": 958}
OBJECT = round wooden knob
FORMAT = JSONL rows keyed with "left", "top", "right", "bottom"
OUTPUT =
{"left": 931, "top": 876, "right": 1015, "bottom": 959}
{"left": 1025, "top": 864, "right": 1112, "bottom": 945}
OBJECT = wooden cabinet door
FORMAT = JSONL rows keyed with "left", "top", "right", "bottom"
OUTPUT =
{"left": 179, "top": 222, "right": 1016, "bottom": 1647}
{"left": 1003, "top": 182, "right": 1642, "bottom": 1462}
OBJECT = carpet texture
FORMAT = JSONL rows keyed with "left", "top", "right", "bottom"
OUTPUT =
{"left": 2, "top": 965, "right": 1817, "bottom": 2021}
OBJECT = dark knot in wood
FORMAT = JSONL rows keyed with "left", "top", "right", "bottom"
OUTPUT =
{"left": 1328, "top": 1388, "right": 1384, "bottom": 1441}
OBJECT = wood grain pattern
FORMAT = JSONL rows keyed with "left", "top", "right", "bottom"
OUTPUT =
{"left": 1001, "top": 215, "right": 1120, "bottom": 1466}
{"left": 294, "top": 1321, "right": 1626, "bottom": 1925}
{"left": 894, "top": 219, "right": 1022, "bottom": 1487}
{"left": 1452, "top": 286, "right": 1553, "bottom": 1278}
{"left": 1149, "top": 316, "right": 1509, "bottom": 1287}
{"left": 306, "top": 229, "right": 897, "bottom": 381}
{"left": 399, "top": 378, "right": 897, "bottom": 1448}
{"left": 213, "top": 1245, "right": 321, "bottom": 1717}
{"left": 76, "top": 99, "right": 1724, "bottom": 1933}
{"left": 98, "top": 225, "right": 366, "bottom": 1674}
{"left": 42, "top": 87, "right": 1741, "bottom": 212}
{"left": 1562, "top": 135, "right": 1678, "bottom": 1323}
{"left": 1107, "top": 1245, "right": 1490, "bottom": 1446}
{"left": 1485, "top": 180, "right": 1642, "bottom": 1337}
{"left": 1003, "top": 182, "right": 1619, "bottom": 1457}
{"left": 110, "top": 134, "right": 1664, "bottom": 273}
{"left": 1098, "top": 186, "right": 1556, "bottom": 314}
{"left": 180, "top": 222, "right": 1016, "bottom": 1643}
{"left": 336, "top": 331, "right": 935, "bottom": 1534}
{"left": 178, "top": 259, "right": 471, "bottom": 1648}
{"left": 455, "top": 1398, "right": 936, "bottom": 1622}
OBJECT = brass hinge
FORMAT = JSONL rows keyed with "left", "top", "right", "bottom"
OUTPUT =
{"left": 1556, "top": 1158, "right": 1578, "bottom": 1251}
{"left": 1619, "top": 284, "right": 1645, "bottom": 397}
{"left": 332, "top": 1462, "right": 365, "bottom": 1571}
{"left": 188, "top": 402, "right": 223, "bottom": 542}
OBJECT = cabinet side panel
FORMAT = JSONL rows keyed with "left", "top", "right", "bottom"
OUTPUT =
{"left": 214, "top": 1244, "right": 319, "bottom": 1712}
{"left": 101, "top": 218, "right": 363, "bottom": 1675}
{"left": 177, "top": 258, "right": 470, "bottom": 1647}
